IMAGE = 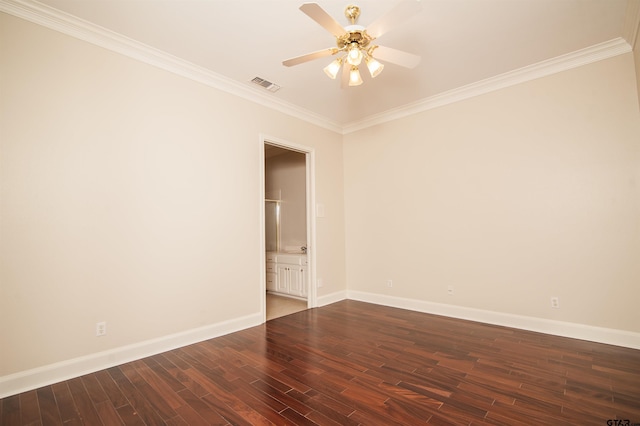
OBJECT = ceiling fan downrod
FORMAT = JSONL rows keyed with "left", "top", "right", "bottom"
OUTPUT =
{"left": 344, "top": 4, "right": 361, "bottom": 24}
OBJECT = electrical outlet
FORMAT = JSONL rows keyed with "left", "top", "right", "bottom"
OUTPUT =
{"left": 447, "top": 285, "right": 454, "bottom": 295}
{"left": 550, "top": 297, "right": 560, "bottom": 309}
{"left": 387, "top": 279, "right": 393, "bottom": 288}
{"left": 96, "top": 321, "right": 106, "bottom": 336}
{"left": 317, "top": 278, "right": 324, "bottom": 288}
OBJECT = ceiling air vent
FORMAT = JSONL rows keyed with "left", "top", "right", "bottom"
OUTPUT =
{"left": 251, "top": 76, "right": 281, "bottom": 93}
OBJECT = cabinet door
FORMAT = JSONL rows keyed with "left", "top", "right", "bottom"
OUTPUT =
{"left": 300, "top": 265, "right": 307, "bottom": 297}
{"left": 289, "top": 266, "right": 307, "bottom": 297}
{"left": 276, "top": 264, "right": 289, "bottom": 293}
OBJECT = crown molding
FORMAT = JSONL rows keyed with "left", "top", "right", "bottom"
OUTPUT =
{"left": 0, "top": 0, "right": 634, "bottom": 136}
{"left": 342, "top": 37, "right": 632, "bottom": 134}
{"left": 0, "top": 0, "right": 343, "bottom": 134}
{"left": 623, "top": 0, "right": 640, "bottom": 49}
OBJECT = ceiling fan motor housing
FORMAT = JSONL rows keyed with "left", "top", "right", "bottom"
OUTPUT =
{"left": 337, "top": 5, "right": 374, "bottom": 51}
{"left": 336, "top": 26, "right": 373, "bottom": 50}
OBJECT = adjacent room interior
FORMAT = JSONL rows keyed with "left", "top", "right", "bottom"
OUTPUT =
{"left": 1, "top": 0, "right": 640, "bottom": 423}
{"left": 264, "top": 144, "right": 309, "bottom": 320}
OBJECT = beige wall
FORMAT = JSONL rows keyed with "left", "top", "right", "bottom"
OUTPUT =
{"left": 0, "top": 13, "right": 346, "bottom": 376}
{"left": 344, "top": 53, "right": 640, "bottom": 333}
{"left": 265, "top": 151, "right": 307, "bottom": 250}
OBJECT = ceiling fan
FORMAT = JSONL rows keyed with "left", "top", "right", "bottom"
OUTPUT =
{"left": 283, "top": 1, "right": 422, "bottom": 87}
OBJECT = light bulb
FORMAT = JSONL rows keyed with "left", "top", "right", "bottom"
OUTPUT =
{"left": 349, "top": 66, "right": 363, "bottom": 86}
{"left": 323, "top": 57, "right": 342, "bottom": 79}
{"left": 346, "top": 43, "right": 363, "bottom": 66}
{"left": 365, "top": 56, "right": 384, "bottom": 78}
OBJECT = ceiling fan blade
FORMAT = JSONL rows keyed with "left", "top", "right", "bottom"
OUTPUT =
{"left": 366, "top": 0, "right": 422, "bottom": 39}
{"left": 340, "top": 62, "right": 350, "bottom": 89}
{"left": 283, "top": 48, "right": 337, "bottom": 67}
{"left": 372, "top": 45, "right": 421, "bottom": 69}
{"left": 299, "top": 3, "right": 346, "bottom": 38}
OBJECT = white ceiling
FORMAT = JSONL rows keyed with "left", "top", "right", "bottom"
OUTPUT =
{"left": 7, "top": 0, "right": 637, "bottom": 130}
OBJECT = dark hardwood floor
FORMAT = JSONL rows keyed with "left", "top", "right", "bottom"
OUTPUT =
{"left": 2, "top": 300, "right": 640, "bottom": 425}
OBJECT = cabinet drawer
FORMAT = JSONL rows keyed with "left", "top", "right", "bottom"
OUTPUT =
{"left": 266, "top": 252, "right": 277, "bottom": 262}
{"left": 266, "top": 272, "right": 276, "bottom": 291}
{"left": 275, "top": 254, "right": 306, "bottom": 265}
{"left": 266, "top": 262, "right": 276, "bottom": 273}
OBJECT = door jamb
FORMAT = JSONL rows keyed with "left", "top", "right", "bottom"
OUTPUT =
{"left": 259, "top": 134, "right": 317, "bottom": 324}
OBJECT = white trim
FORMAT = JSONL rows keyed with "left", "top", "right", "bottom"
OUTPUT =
{"left": 259, "top": 134, "right": 318, "bottom": 312}
{"left": 0, "top": 312, "right": 262, "bottom": 399}
{"left": 317, "top": 290, "right": 348, "bottom": 307}
{"left": 305, "top": 150, "right": 318, "bottom": 309}
{"left": 257, "top": 139, "right": 268, "bottom": 325}
{"left": 3, "top": 291, "right": 639, "bottom": 398}
{"left": 0, "top": 0, "right": 343, "bottom": 134}
{"left": 347, "top": 290, "right": 640, "bottom": 350}
{"left": 0, "top": 0, "right": 633, "bottom": 135}
{"left": 342, "top": 38, "right": 632, "bottom": 134}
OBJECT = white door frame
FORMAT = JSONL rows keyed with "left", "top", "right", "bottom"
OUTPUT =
{"left": 258, "top": 134, "right": 317, "bottom": 323}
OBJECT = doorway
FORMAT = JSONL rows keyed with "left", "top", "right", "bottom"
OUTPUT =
{"left": 260, "top": 136, "right": 316, "bottom": 323}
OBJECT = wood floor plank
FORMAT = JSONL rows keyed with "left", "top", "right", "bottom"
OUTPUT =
{"left": 66, "top": 377, "right": 102, "bottom": 425}
{"left": 129, "top": 360, "right": 185, "bottom": 411}
{"left": 81, "top": 373, "right": 109, "bottom": 406}
{"left": 115, "top": 404, "right": 146, "bottom": 426}
{"left": 185, "top": 368, "right": 269, "bottom": 425}
{"left": 250, "top": 378, "right": 312, "bottom": 416}
{"left": 107, "top": 366, "right": 166, "bottom": 425}
{"left": 304, "top": 393, "right": 359, "bottom": 426}
{"left": 279, "top": 407, "right": 317, "bottom": 425}
{"left": 119, "top": 361, "right": 180, "bottom": 419}
{"left": 232, "top": 386, "right": 299, "bottom": 426}
{"left": 2, "top": 300, "right": 639, "bottom": 425}
{"left": 175, "top": 388, "right": 228, "bottom": 425}
{"left": 19, "top": 390, "right": 41, "bottom": 425}
{"left": 151, "top": 353, "right": 210, "bottom": 398}
{"left": 50, "top": 382, "right": 79, "bottom": 424}
{"left": 94, "top": 400, "right": 125, "bottom": 425}
{"left": 140, "top": 356, "right": 187, "bottom": 394}
{"left": 200, "top": 393, "right": 266, "bottom": 426}
{"left": 233, "top": 376, "right": 288, "bottom": 414}
{"left": 1, "top": 395, "right": 20, "bottom": 426}
{"left": 93, "top": 369, "right": 129, "bottom": 409}
{"left": 172, "top": 404, "right": 210, "bottom": 426}
{"left": 33, "top": 386, "right": 61, "bottom": 426}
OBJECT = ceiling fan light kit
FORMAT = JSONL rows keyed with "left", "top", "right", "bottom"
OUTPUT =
{"left": 365, "top": 55, "right": 384, "bottom": 78}
{"left": 347, "top": 42, "right": 364, "bottom": 66}
{"left": 323, "top": 57, "right": 343, "bottom": 79}
{"left": 283, "top": 1, "right": 422, "bottom": 87}
{"left": 349, "top": 66, "right": 364, "bottom": 86}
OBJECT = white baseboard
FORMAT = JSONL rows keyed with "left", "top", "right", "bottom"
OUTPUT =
{"left": 347, "top": 290, "right": 640, "bottom": 350}
{"left": 0, "top": 312, "right": 262, "bottom": 399}
{"left": 317, "top": 290, "right": 347, "bottom": 307}
{"left": 4, "top": 292, "right": 639, "bottom": 398}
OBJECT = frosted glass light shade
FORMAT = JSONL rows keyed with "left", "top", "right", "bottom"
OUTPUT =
{"left": 346, "top": 43, "right": 363, "bottom": 66}
{"left": 365, "top": 56, "right": 384, "bottom": 78}
{"left": 349, "top": 66, "right": 363, "bottom": 86}
{"left": 323, "top": 58, "right": 342, "bottom": 79}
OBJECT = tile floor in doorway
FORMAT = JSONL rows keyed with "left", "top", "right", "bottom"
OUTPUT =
{"left": 266, "top": 293, "right": 307, "bottom": 320}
